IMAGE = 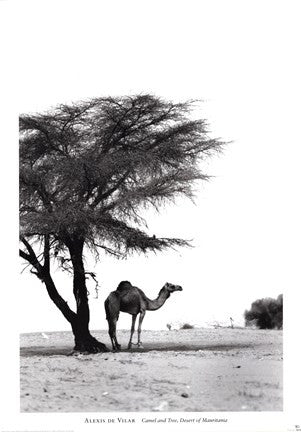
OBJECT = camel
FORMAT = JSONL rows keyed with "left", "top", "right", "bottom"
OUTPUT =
{"left": 104, "top": 281, "right": 183, "bottom": 350}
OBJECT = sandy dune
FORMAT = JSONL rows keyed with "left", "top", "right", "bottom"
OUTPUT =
{"left": 20, "top": 327, "right": 282, "bottom": 412}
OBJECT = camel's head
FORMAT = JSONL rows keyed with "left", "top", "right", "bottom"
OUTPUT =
{"left": 164, "top": 282, "right": 183, "bottom": 293}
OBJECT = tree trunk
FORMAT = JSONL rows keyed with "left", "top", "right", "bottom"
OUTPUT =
{"left": 43, "top": 272, "right": 108, "bottom": 353}
{"left": 67, "top": 238, "right": 108, "bottom": 353}
{"left": 71, "top": 321, "right": 107, "bottom": 353}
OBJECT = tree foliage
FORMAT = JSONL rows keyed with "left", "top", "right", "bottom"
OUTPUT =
{"left": 20, "top": 94, "right": 222, "bottom": 257}
{"left": 244, "top": 294, "right": 283, "bottom": 329}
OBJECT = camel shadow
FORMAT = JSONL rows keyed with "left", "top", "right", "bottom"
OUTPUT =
{"left": 121, "top": 343, "right": 253, "bottom": 353}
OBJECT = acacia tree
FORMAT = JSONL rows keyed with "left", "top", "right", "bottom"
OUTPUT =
{"left": 20, "top": 94, "right": 223, "bottom": 352}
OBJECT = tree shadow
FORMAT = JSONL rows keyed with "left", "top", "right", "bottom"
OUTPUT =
{"left": 20, "top": 346, "right": 74, "bottom": 357}
{"left": 20, "top": 342, "right": 254, "bottom": 357}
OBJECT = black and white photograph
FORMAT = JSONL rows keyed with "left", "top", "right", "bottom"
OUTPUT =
{"left": 0, "top": 0, "right": 300, "bottom": 431}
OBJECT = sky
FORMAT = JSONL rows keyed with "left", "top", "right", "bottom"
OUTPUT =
{"left": 1, "top": 0, "right": 300, "bottom": 334}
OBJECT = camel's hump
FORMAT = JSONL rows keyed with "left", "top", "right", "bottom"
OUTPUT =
{"left": 116, "top": 280, "right": 133, "bottom": 291}
{"left": 116, "top": 282, "right": 149, "bottom": 303}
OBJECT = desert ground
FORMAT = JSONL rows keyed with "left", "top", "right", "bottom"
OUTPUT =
{"left": 20, "top": 327, "right": 282, "bottom": 412}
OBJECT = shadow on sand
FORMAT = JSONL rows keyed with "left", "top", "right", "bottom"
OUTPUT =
{"left": 20, "top": 342, "right": 253, "bottom": 358}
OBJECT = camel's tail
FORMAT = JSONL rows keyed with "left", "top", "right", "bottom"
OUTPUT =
{"left": 104, "top": 291, "right": 121, "bottom": 321}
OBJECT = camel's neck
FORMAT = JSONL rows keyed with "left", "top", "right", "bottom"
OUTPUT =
{"left": 145, "top": 288, "right": 170, "bottom": 311}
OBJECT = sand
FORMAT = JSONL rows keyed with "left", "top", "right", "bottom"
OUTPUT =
{"left": 20, "top": 327, "right": 282, "bottom": 412}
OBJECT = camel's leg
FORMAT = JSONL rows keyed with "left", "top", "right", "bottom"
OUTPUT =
{"left": 128, "top": 314, "right": 137, "bottom": 350}
{"left": 108, "top": 318, "right": 121, "bottom": 351}
{"left": 108, "top": 320, "right": 116, "bottom": 350}
{"left": 137, "top": 310, "right": 146, "bottom": 348}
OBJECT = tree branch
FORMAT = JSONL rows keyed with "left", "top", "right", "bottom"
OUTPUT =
{"left": 44, "top": 234, "right": 50, "bottom": 273}
{"left": 90, "top": 169, "right": 131, "bottom": 208}
{"left": 20, "top": 236, "right": 45, "bottom": 280}
{"left": 19, "top": 249, "right": 31, "bottom": 262}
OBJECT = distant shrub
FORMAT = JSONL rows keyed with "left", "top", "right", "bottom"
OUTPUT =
{"left": 244, "top": 294, "right": 283, "bottom": 329}
{"left": 180, "top": 323, "right": 194, "bottom": 330}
